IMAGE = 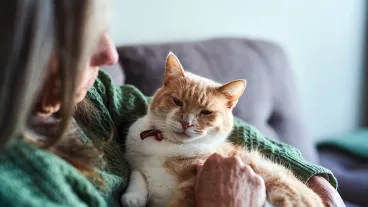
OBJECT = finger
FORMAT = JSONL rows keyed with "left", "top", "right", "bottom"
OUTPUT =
{"left": 250, "top": 176, "right": 266, "bottom": 207}
{"left": 207, "top": 153, "right": 224, "bottom": 162}
{"left": 195, "top": 164, "right": 205, "bottom": 192}
{"left": 227, "top": 155, "right": 245, "bottom": 167}
{"left": 241, "top": 164, "right": 255, "bottom": 176}
{"left": 252, "top": 174, "right": 265, "bottom": 189}
{"left": 203, "top": 153, "right": 224, "bottom": 169}
{"left": 196, "top": 164, "right": 203, "bottom": 174}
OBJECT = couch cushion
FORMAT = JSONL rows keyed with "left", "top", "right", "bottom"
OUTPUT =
{"left": 117, "top": 38, "right": 318, "bottom": 162}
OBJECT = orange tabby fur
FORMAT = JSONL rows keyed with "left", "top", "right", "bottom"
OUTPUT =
{"left": 165, "top": 142, "right": 324, "bottom": 207}
{"left": 124, "top": 53, "right": 324, "bottom": 207}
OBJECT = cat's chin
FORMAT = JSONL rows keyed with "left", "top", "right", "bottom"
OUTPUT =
{"left": 163, "top": 131, "right": 204, "bottom": 144}
{"left": 174, "top": 132, "right": 191, "bottom": 139}
{"left": 175, "top": 132, "right": 202, "bottom": 143}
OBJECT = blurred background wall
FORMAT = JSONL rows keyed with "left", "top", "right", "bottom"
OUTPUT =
{"left": 109, "top": 0, "right": 366, "bottom": 141}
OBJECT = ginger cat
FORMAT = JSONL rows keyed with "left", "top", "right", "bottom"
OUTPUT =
{"left": 121, "top": 52, "right": 324, "bottom": 207}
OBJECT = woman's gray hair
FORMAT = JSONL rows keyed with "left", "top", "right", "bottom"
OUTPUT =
{"left": 0, "top": 0, "right": 106, "bottom": 148}
{"left": 0, "top": 1, "right": 54, "bottom": 146}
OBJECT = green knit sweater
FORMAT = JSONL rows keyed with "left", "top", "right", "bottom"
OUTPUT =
{"left": 0, "top": 71, "right": 336, "bottom": 207}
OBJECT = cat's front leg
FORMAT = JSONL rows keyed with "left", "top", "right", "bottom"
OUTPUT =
{"left": 121, "top": 170, "right": 148, "bottom": 207}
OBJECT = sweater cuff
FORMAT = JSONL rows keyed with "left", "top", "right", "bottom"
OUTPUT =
{"left": 285, "top": 154, "right": 338, "bottom": 189}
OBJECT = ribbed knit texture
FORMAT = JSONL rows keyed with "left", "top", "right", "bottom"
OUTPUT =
{"left": 0, "top": 71, "right": 337, "bottom": 206}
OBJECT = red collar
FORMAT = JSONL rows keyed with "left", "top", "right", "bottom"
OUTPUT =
{"left": 140, "top": 129, "right": 163, "bottom": 141}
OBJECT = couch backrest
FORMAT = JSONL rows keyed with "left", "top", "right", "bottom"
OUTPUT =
{"left": 114, "top": 38, "right": 318, "bottom": 162}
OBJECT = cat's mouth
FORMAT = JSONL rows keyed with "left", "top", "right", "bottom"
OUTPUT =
{"left": 175, "top": 131, "right": 191, "bottom": 139}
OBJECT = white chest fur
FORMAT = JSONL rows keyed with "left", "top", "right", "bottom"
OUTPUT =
{"left": 138, "top": 155, "right": 177, "bottom": 206}
{"left": 123, "top": 115, "right": 220, "bottom": 206}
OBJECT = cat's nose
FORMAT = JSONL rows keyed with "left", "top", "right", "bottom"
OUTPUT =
{"left": 181, "top": 121, "right": 192, "bottom": 130}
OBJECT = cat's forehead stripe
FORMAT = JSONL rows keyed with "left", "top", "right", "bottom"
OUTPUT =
{"left": 182, "top": 80, "right": 213, "bottom": 108}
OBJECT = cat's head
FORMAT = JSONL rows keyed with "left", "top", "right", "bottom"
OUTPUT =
{"left": 149, "top": 52, "right": 246, "bottom": 144}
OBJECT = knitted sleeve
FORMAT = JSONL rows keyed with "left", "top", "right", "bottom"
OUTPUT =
{"left": 230, "top": 118, "right": 337, "bottom": 188}
{"left": 0, "top": 140, "right": 106, "bottom": 207}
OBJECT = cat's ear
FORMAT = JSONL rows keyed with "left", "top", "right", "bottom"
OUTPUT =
{"left": 164, "top": 52, "right": 185, "bottom": 86}
{"left": 218, "top": 80, "right": 246, "bottom": 108}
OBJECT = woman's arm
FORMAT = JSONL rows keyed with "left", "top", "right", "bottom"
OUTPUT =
{"left": 230, "top": 118, "right": 345, "bottom": 205}
{"left": 229, "top": 118, "right": 337, "bottom": 188}
{"left": 308, "top": 175, "right": 345, "bottom": 207}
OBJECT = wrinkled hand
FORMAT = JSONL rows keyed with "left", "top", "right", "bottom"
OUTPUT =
{"left": 195, "top": 153, "right": 266, "bottom": 207}
{"left": 308, "top": 175, "right": 346, "bottom": 207}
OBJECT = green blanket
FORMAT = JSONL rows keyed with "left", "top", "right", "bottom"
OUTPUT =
{"left": 318, "top": 128, "right": 368, "bottom": 159}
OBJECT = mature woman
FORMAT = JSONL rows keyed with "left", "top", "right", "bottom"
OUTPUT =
{"left": 0, "top": 1, "right": 344, "bottom": 207}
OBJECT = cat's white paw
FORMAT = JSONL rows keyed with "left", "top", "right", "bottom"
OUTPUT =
{"left": 121, "top": 193, "right": 147, "bottom": 207}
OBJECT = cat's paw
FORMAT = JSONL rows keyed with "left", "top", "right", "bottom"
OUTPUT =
{"left": 121, "top": 193, "right": 147, "bottom": 207}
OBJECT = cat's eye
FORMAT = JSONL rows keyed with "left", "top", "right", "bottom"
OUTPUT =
{"left": 200, "top": 110, "right": 212, "bottom": 115}
{"left": 172, "top": 97, "right": 183, "bottom": 107}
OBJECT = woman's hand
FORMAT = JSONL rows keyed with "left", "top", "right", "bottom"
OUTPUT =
{"left": 308, "top": 175, "right": 346, "bottom": 207}
{"left": 195, "top": 153, "right": 266, "bottom": 207}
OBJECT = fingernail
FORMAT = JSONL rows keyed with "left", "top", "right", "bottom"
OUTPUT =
{"left": 196, "top": 164, "right": 203, "bottom": 171}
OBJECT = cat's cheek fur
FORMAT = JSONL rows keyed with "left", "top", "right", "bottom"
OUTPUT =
{"left": 166, "top": 109, "right": 180, "bottom": 125}
{"left": 210, "top": 112, "right": 233, "bottom": 136}
{"left": 207, "top": 125, "right": 220, "bottom": 135}
{"left": 164, "top": 110, "right": 186, "bottom": 142}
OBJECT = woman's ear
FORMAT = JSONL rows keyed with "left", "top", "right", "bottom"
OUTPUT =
{"left": 35, "top": 59, "right": 61, "bottom": 117}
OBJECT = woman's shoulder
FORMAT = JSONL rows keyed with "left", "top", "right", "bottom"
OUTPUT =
{"left": 88, "top": 70, "right": 148, "bottom": 112}
{"left": 85, "top": 70, "right": 149, "bottom": 130}
{"left": 0, "top": 139, "right": 106, "bottom": 206}
{"left": 91, "top": 70, "right": 146, "bottom": 100}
